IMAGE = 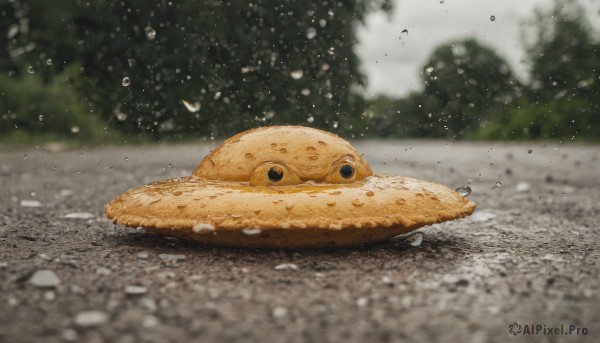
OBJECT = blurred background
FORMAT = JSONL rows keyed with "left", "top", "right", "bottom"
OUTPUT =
{"left": 1, "top": 0, "right": 599, "bottom": 146}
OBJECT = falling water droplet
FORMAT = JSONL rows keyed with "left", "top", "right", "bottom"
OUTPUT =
{"left": 114, "top": 111, "right": 128, "bottom": 121}
{"left": 70, "top": 126, "right": 80, "bottom": 134}
{"left": 328, "top": 47, "right": 335, "bottom": 55}
{"left": 145, "top": 26, "right": 156, "bottom": 40}
{"left": 455, "top": 186, "right": 471, "bottom": 197}
{"left": 307, "top": 116, "right": 315, "bottom": 123}
{"left": 351, "top": 199, "right": 364, "bottom": 206}
{"left": 491, "top": 182, "right": 502, "bottom": 190}
{"left": 332, "top": 121, "right": 338, "bottom": 128}
{"left": 306, "top": 27, "right": 317, "bottom": 39}
{"left": 122, "top": 77, "right": 131, "bottom": 87}
{"left": 27, "top": 66, "right": 34, "bottom": 74}
{"left": 528, "top": 149, "right": 533, "bottom": 154}
{"left": 401, "top": 29, "right": 408, "bottom": 36}
{"left": 290, "top": 70, "right": 303, "bottom": 79}
{"left": 181, "top": 99, "right": 201, "bottom": 112}
{"left": 46, "top": 59, "right": 53, "bottom": 66}
{"left": 490, "top": 15, "right": 496, "bottom": 21}
{"left": 301, "top": 88, "right": 311, "bottom": 96}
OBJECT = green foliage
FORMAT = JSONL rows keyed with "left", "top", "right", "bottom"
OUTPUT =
{"left": 472, "top": 0, "right": 600, "bottom": 141}
{"left": 475, "top": 97, "right": 596, "bottom": 140}
{"left": 524, "top": 0, "right": 600, "bottom": 102}
{"left": 0, "top": 65, "right": 116, "bottom": 144}
{"left": 417, "top": 39, "right": 522, "bottom": 138}
{"left": 1, "top": 0, "right": 598, "bottom": 143}
{"left": 367, "top": 39, "right": 522, "bottom": 139}
{"left": 1, "top": 0, "right": 392, "bottom": 141}
{"left": 367, "top": 0, "right": 599, "bottom": 141}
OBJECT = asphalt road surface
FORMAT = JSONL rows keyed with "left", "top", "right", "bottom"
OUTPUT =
{"left": 1, "top": 140, "right": 599, "bottom": 343}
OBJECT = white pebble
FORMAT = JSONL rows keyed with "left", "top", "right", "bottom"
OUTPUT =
{"left": 469, "top": 211, "right": 497, "bottom": 223}
{"left": 274, "top": 263, "right": 299, "bottom": 271}
{"left": 64, "top": 212, "right": 95, "bottom": 219}
{"left": 515, "top": 182, "right": 531, "bottom": 192}
{"left": 74, "top": 310, "right": 109, "bottom": 327}
{"left": 29, "top": 270, "right": 60, "bottom": 288}
{"left": 272, "top": 306, "right": 287, "bottom": 318}
{"left": 137, "top": 251, "right": 149, "bottom": 259}
{"left": 125, "top": 285, "right": 147, "bottom": 295}
{"left": 20, "top": 200, "right": 41, "bottom": 208}
{"left": 96, "top": 267, "right": 111, "bottom": 276}
{"left": 356, "top": 297, "right": 368, "bottom": 307}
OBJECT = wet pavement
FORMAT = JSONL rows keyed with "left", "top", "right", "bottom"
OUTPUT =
{"left": 1, "top": 140, "right": 599, "bottom": 342}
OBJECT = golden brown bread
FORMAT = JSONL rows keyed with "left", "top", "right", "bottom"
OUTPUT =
{"left": 105, "top": 126, "right": 475, "bottom": 248}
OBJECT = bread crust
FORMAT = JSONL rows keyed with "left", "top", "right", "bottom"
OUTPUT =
{"left": 104, "top": 126, "right": 475, "bottom": 248}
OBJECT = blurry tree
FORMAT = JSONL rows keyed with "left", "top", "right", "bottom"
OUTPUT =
{"left": 524, "top": 0, "right": 599, "bottom": 101}
{"left": 478, "top": 0, "right": 600, "bottom": 140}
{"left": 0, "top": 0, "right": 79, "bottom": 81}
{"left": 0, "top": 65, "right": 112, "bottom": 143}
{"left": 1, "top": 0, "right": 392, "bottom": 140}
{"left": 366, "top": 93, "right": 423, "bottom": 138}
{"left": 414, "top": 38, "right": 522, "bottom": 138}
{"left": 519, "top": 0, "right": 600, "bottom": 139}
{"left": 370, "top": 38, "right": 522, "bottom": 139}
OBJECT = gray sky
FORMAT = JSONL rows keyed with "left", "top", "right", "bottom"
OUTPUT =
{"left": 356, "top": 0, "right": 598, "bottom": 98}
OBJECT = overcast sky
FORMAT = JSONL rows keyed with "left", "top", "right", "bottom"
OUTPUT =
{"left": 355, "top": 0, "right": 598, "bottom": 98}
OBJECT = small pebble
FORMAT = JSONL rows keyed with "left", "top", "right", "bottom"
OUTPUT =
{"left": 142, "top": 315, "right": 159, "bottom": 328}
{"left": 515, "top": 182, "right": 530, "bottom": 193}
{"left": 469, "top": 211, "right": 497, "bottom": 222}
{"left": 38, "top": 253, "right": 51, "bottom": 261}
{"left": 125, "top": 285, "right": 148, "bottom": 295}
{"left": 96, "top": 267, "right": 111, "bottom": 276}
{"left": 70, "top": 285, "right": 86, "bottom": 295}
{"left": 274, "top": 263, "right": 299, "bottom": 271}
{"left": 64, "top": 212, "right": 95, "bottom": 219}
{"left": 137, "top": 251, "right": 149, "bottom": 259}
{"left": 356, "top": 297, "right": 368, "bottom": 307}
{"left": 29, "top": 270, "right": 60, "bottom": 288}
{"left": 158, "top": 254, "right": 186, "bottom": 262}
{"left": 44, "top": 291, "right": 56, "bottom": 302}
{"left": 20, "top": 200, "right": 41, "bottom": 208}
{"left": 7, "top": 296, "right": 19, "bottom": 306}
{"left": 272, "top": 306, "right": 287, "bottom": 318}
{"left": 138, "top": 297, "right": 157, "bottom": 312}
{"left": 62, "top": 329, "right": 78, "bottom": 342}
{"left": 407, "top": 233, "right": 424, "bottom": 247}
{"left": 74, "top": 310, "right": 109, "bottom": 328}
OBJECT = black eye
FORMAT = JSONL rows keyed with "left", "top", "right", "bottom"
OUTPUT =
{"left": 268, "top": 166, "right": 284, "bottom": 182}
{"left": 339, "top": 164, "right": 354, "bottom": 179}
